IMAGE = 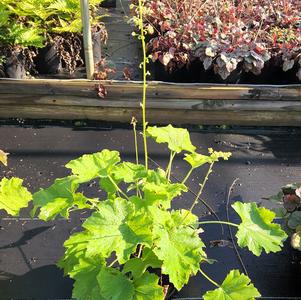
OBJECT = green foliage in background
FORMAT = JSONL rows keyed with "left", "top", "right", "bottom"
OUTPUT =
{"left": 0, "top": 0, "right": 104, "bottom": 47}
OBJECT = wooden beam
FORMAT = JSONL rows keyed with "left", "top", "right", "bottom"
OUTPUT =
{"left": 0, "top": 79, "right": 300, "bottom": 100}
{"left": 0, "top": 79, "right": 300, "bottom": 126}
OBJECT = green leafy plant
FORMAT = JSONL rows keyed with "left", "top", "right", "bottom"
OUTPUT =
{"left": 0, "top": 1, "right": 288, "bottom": 299}
{"left": 0, "top": 0, "right": 107, "bottom": 75}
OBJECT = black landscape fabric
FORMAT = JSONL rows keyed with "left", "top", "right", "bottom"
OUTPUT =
{"left": 0, "top": 124, "right": 301, "bottom": 299}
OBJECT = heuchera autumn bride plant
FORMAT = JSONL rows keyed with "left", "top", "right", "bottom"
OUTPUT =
{"left": 0, "top": 0, "right": 288, "bottom": 299}
{"left": 133, "top": 0, "right": 301, "bottom": 80}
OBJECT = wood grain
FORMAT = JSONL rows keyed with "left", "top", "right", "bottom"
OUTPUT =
{"left": 0, "top": 79, "right": 300, "bottom": 126}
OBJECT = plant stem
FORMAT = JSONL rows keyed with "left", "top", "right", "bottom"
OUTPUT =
{"left": 131, "top": 117, "right": 140, "bottom": 196}
{"left": 197, "top": 220, "right": 239, "bottom": 228}
{"left": 199, "top": 268, "right": 220, "bottom": 288}
{"left": 166, "top": 151, "right": 176, "bottom": 181}
{"left": 131, "top": 117, "right": 139, "bottom": 165}
{"left": 108, "top": 175, "right": 129, "bottom": 200}
{"left": 189, "top": 162, "right": 214, "bottom": 213}
{"left": 108, "top": 258, "right": 118, "bottom": 268}
{"left": 138, "top": 0, "right": 148, "bottom": 170}
{"left": 180, "top": 162, "right": 214, "bottom": 224}
{"left": 182, "top": 167, "right": 194, "bottom": 184}
{"left": 137, "top": 244, "right": 143, "bottom": 258}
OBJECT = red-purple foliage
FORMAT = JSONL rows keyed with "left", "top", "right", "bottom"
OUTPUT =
{"left": 134, "top": 0, "right": 301, "bottom": 80}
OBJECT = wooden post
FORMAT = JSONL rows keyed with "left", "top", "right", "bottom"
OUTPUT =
{"left": 80, "top": 0, "right": 94, "bottom": 80}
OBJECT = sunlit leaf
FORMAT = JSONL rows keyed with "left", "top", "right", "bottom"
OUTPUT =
{"left": 58, "top": 231, "right": 100, "bottom": 275}
{"left": 147, "top": 125, "right": 196, "bottom": 153}
{"left": 203, "top": 269, "right": 261, "bottom": 300}
{"left": 32, "top": 176, "right": 92, "bottom": 220}
{"left": 82, "top": 198, "right": 153, "bottom": 263}
{"left": 66, "top": 149, "right": 120, "bottom": 182}
{"left": 113, "top": 162, "right": 147, "bottom": 183}
{"left": 208, "top": 148, "right": 231, "bottom": 162}
{"left": 143, "top": 182, "right": 187, "bottom": 209}
{"left": 153, "top": 209, "right": 206, "bottom": 290}
{"left": 0, "top": 177, "right": 32, "bottom": 216}
{"left": 232, "top": 202, "right": 287, "bottom": 256}
{"left": 0, "top": 150, "right": 8, "bottom": 166}
{"left": 184, "top": 152, "right": 211, "bottom": 169}
{"left": 146, "top": 168, "right": 168, "bottom": 185}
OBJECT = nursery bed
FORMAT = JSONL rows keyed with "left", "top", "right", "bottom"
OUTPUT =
{"left": 0, "top": 124, "right": 301, "bottom": 299}
{"left": 0, "top": 79, "right": 301, "bottom": 126}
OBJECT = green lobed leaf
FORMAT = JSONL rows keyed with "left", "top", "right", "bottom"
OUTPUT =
{"left": 232, "top": 202, "right": 287, "bottom": 256}
{"left": 113, "top": 162, "right": 147, "bottom": 183}
{"left": 39, "top": 197, "right": 70, "bottom": 220}
{"left": 32, "top": 176, "right": 92, "bottom": 220}
{"left": 0, "top": 177, "right": 32, "bottom": 216}
{"left": 82, "top": 198, "right": 153, "bottom": 263}
{"left": 153, "top": 209, "right": 206, "bottom": 290}
{"left": 70, "top": 257, "right": 104, "bottom": 300}
{"left": 123, "top": 248, "right": 162, "bottom": 279}
{"left": 146, "top": 168, "right": 167, "bottom": 185}
{"left": 133, "top": 271, "right": 164, "bottom": 300}
{"left": 143, "top": 181, "right": 187, "bottom": 209}
{"left": 184, "top": 152, "right": 211, "bottom": 169}
{"left": 207, "top": 148, "right": 231, "bottom": 162}
{"left": 58, "top": 231, "right": 100, "bottom": 275}
{"left": 273, "top": 207, "right": 288, "bottom": 218}
{"left": 203, "top": 269, "right": 261, "bottom": 300}
{"left": 98, "top": 267, "right": 163, "bottom": 300}
{"left": 267, "top": 190, "right": 284, "bottom": 204}
{"left": 288, "top": 211, "right": 301, "bottom": 230}
{"left": 97, "top": 267, "right": 134, "bottom": 300}
{"left": 99, "top": 177, "right": 119, "bottom": 198}
{"left": 66, "top": 149, "right": 120, "bottom": 182}
{"left": 147, "top": 125, "right": 196, "bottom": 153}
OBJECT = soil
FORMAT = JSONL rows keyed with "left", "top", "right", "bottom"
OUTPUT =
{"left": 0, "top": 123, "right": 301, "bottom": 299}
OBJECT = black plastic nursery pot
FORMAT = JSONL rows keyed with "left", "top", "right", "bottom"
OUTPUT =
{"left": 0, "top": 124, "right": 301, "bottom": 299}
{"left": 34, "top": 31, "right": 102, "bottom": 76}
{"left": 34, "top": 44, "right": 63, "bottom": 75}
{"left": 292, "top": 248, "right": 301, "bottom": 275}
{"left": 100, "top": 0, "right": 117, "bottom": 8}
{"left": 151, "top": 59, "right": 300, "bottom": 85}
{"left": 3, "top": 50, "right": 27, "bottom": 79}
{"left": 1, "top": 30, "right": 103, "bottom": 79}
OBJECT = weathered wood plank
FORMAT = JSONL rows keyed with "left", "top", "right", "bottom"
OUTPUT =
{"left": 0, "top": 79, "right": 300, "bottom": 101}
{"left": 0, "top": 78, "right": 300, "bottom": 126}
{"left": 0, "top": 94, "right": 301, "bottom": 111}
{"left": 0, "top": 104, "right": 300, "bottom": 126}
